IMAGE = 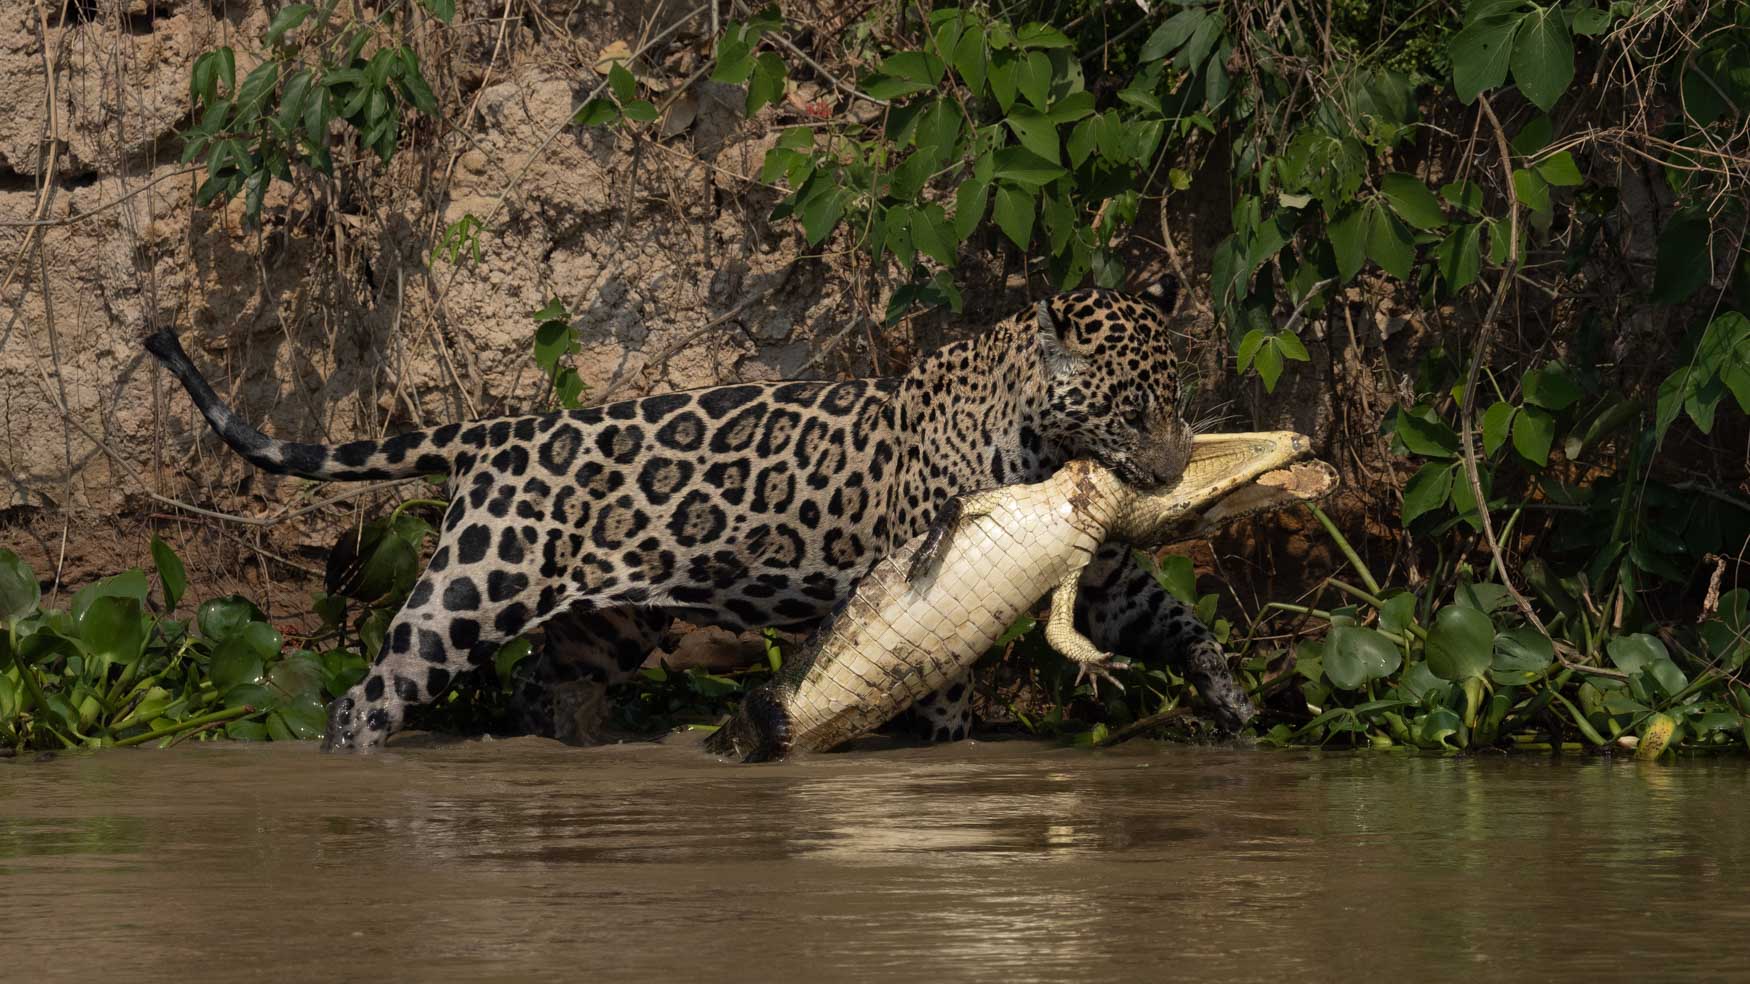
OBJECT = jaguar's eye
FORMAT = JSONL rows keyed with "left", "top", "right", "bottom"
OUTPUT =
{"left": 1124, "top": 406, "right": 1149, "bottom": 429}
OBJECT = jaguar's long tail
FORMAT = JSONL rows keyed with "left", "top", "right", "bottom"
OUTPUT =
{"left": 145, "top": 330, "right": 464, "bottom": 481}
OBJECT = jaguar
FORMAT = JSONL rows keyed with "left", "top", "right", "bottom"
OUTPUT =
{"left": 144, "top": 278, "right": 1253, "bottom": 750}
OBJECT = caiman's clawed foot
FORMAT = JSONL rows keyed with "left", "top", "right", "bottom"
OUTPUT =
{"left": 1073, "top": 654, "right": 1132, "bottom": 698}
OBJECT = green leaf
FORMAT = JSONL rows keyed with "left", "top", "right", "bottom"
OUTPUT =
{"left": 881, "top": 51, "right": 946, "bottom": 85}
{"left": 1512, "top": 168, "right": 1550, "bottom": 212}
{"left": 1254, "top": 338, "right": 1285, "bottom": 392}
{"left": 621, "top": 99, "right": 658, "bottom": 122}
{"left": 1066, "top": 118, "right": 1097, "bottom": 167}
{"left": 1425, "top": 605, "right": 1494, "bottom": 682}
{"left": 533, "top": 320, "right": 574, "bottom": 374}
{"left": 1651, "top": 208, "right": 1711, "bottom": 304}
{"left": 553, "top": 368, "right": 585, "bottom": 408}
{"left": 1654, "top": 368, "right": 1692, "bottom": 441}
{"left": 1327, "top": 204, "right": 1368, "bottom": 281}
{"left": 1140, "top": 9, "right": 1207, "bottom": 62}
{"left": 1511, "top": 114, "right": 1553, "bottom": 155}
{"left": 747, "top": 52, "right": 787, "bottom": 114}
{"left": 953, "top": 177, "right": 990, "bottom": 241}
{"left": 952, "top": 26, "right": 988, "bottom": 92}
{"left": 150, "top": 536, "right": 187, "bottom": 611}
{"left": 275, "top": 68, "right": 312, "bottom": 130}
{"left": 236, "top": 59, "right": 280, "bottom": 115}
{"left": 911, "top": 204, "right": 955, "bottom": 267}
{"left": 1378, "top": 593, "right": 1419, "bottom": 636}
{"left": 1047, "top": 90, "right": 1094, "bottom": 124}
{"left": 1570, "top": 6, "right": 1613, "bottom": 35}
{"left": 987, "top": 49, "right": 1018, "bottom": 111}
{"left": 1041, "top": 194, "right": 1074, "bottom": 257}
{"left": 1481, "top": 400, "right": 1515, "bottom": 457}
{"left": 265, "top": 4, "right": 312, "bottom": 45}
{"left": 1510, "top": 5, "right": 1575, "bottom": 111}
{"left": 1380, "top": 173, "right": 1446, "bottom": 230}
{"left": 1235, "top": 328, "right": 1266, "bottom": 373}
{"left": 799, "top": 186, "right": 846, "bottom": 245}
{"left": 0, "top": 549, "right": 40, "bottom": 620}
{"left": 1004, "top": 107, "right": 1059, "bottom": 164}
{"left": 211, "top": 636, "right": 267, "bottom": 696}
{"left": 608, "top": 62, "right": 636, "bottom": 103}
{"left": 1325, "top": 624, "right": 1403, "bottom": 690}
{"left": 1492, "top": 627, "right": 1553, "bottom": 684}
{"left": 1402, "top": 461, "right": 1454, "bottom": 525}
{"left": 1606, "top": 633, "right": 1668, "bottom": 674}
{"left": 1434, "top": 222, "right": 1483, "bottom": 290}
{"left": 419, "top": 0, "right": 455, "bottom": 22}
{"left": 1366, "top": 203, "right": 1415, "bottom": 278}
{"left": 72, "top": 570, "right": 149, "bottom": 622}
{"left": 531, "top": 297, "right": 567, "bottom": 323}
{"left": 1179, "top": 14, "right": 1221, "bottom": 71}
{"left": 573, "top": 98, "right": 619, "bottom": 127}
{"left": 78, "top": 595, "right": 147, "bottom": 669}
{"left": 1395, "top": 407, "right": 1459, "bottom": 458}
{"left": 1150, "top": 554, "right": 1197, "bottom": 605}
{"left": 1275, "top": 331, "right": 1310, "bottom": 362}
{"left": 915, "top": 99, "right": 961, "bottom": 156}
{"left": 992, "top": 184, "right": 1035, "bottom": 249}
{"left": 1522, "top": 364, "right": 1581, "bottom": 410}
{"left": 1018, "top": 51, "right": 1052, "bottom": 111}
{"left": 197, "top": 596, "right": 263, "bottom": 645}
{"left": 991, "top": 147, "right": 1066, "bottom": 187}
{"left": 1441, "top": 180, "right": 1484, "bottom": 215}
{"left": 1512, "top": 406, "right": 1554, "bottom": 466}
{"left": 1535, "top": 150, "right": 1582, "bottom": 186}
{"left": 1015, "top": 23, "right": 1072, "bottom": 49}
{"left": 1451, "top": 13, "right": 1520, "bottom": 103}
{"left": 1416, "top": 706, "right": 1464, "bottom": 748}
{"left": 713, "top": 36, "right": 754, "bottom": 84}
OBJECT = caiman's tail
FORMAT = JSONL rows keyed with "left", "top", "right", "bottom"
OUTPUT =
{"left": 705, "top": 685, "right": 793, "bottom": 763}
{"left": 145, "top": 330, "right": 461, "bottom": 481}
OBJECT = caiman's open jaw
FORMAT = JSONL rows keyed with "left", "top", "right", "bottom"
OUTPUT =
{"left": 1130, "top": 431, "right": 1324, "bottom": 544}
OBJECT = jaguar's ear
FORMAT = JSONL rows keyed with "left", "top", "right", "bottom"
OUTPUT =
{"left": 1142, "top": 274, "right": 1181, "bottom": 316}
{"left": 1034, "top": 299, "right": 1084, "bottom": 377}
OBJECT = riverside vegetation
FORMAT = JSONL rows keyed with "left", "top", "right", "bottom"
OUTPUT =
{"left": 3, "top": 0, "right": 1747, "bottom": 759}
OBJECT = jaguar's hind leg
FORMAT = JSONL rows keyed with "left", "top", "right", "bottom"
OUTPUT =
{"left": 323, "top": 562, "right": 578, "bottom": 752}
{"left": 509, "top": 605, "right": 673, "bottom": 743}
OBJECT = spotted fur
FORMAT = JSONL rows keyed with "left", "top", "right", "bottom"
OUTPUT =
{"left": 147, "top": 280, "right": 1246, "bottom": 750}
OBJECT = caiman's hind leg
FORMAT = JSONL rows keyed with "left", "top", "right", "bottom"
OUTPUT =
{"left": 508, "top": 605, "right": 672, "bottom": 743}
{"left": 324, "top": 558, "right": 575, "bottom": 752}
{"left": 1075, "top": 543, "right": 1257, "bottom": 731}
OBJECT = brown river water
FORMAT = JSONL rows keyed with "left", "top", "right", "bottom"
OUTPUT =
{"left": 3, "top": 734, "right": 1747, "bottom": 982}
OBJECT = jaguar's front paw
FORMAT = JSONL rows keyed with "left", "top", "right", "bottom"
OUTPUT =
{"left": 321, "top": 691, "right": 398, "bottom": 752}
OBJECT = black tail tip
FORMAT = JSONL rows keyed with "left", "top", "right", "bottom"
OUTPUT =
{"left": 143, "top": 329, "right": 186, "bottom": 365}
{"left": 704, "top": 685, "right": 793, "bottom": 763}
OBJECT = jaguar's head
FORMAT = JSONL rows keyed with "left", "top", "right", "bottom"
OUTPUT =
{"left": 1034, "top": 276, "right": 1193, "bottom": 488}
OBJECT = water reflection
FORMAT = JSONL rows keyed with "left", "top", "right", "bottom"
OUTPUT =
{"left": 3, "top": 738, "right": 1748, "bottom": 981}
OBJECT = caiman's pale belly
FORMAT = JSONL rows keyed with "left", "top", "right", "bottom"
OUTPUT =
{"left": 781, "top": 486, "right": 1101, "bottom": 752}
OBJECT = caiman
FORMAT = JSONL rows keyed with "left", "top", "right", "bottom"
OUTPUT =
{"left": 707, "top": 431, "right": 1337, "bottom": 762}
